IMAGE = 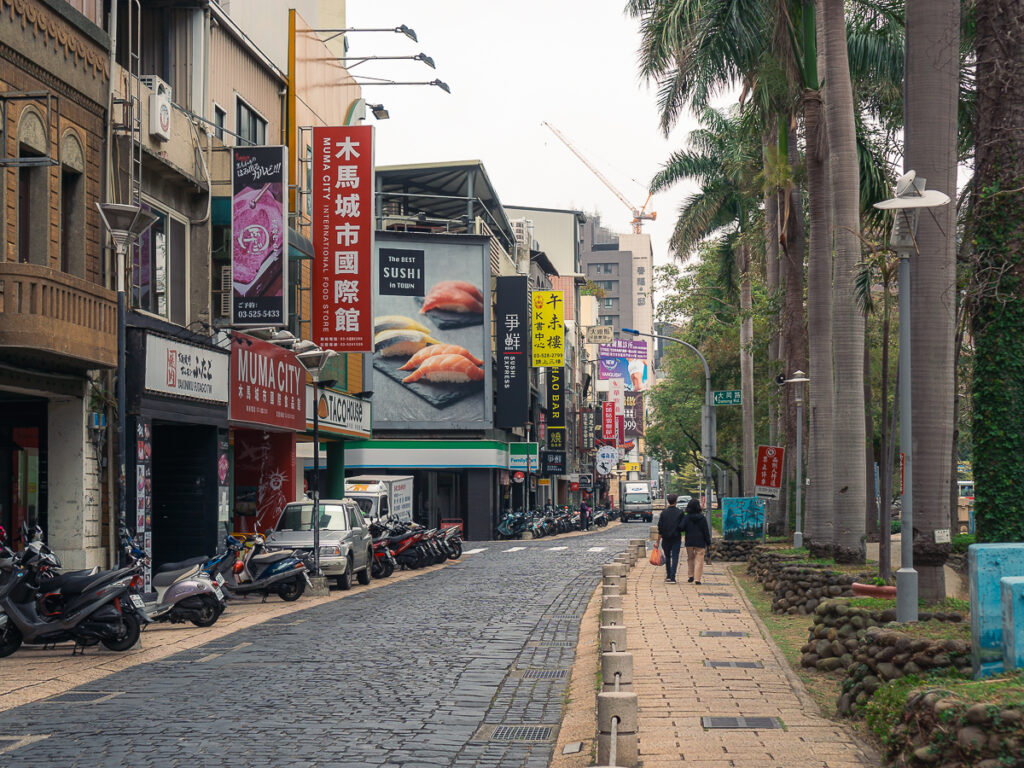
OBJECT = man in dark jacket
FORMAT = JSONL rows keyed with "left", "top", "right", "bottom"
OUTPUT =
{"left": 656, "top": 494, "right": 684, "bottom": 583}
{"left": 681, "top": 498, "right": 713, "bottom": 584}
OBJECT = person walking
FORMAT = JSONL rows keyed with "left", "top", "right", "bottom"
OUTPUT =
{"left": 656, "top": 493, "right": 684, "bottom": 583}
{"left": 681, "top": 498, "right": 712, "bottom": 584}
{"left": 580, "top": 501, "right": 591, "bottom": 531}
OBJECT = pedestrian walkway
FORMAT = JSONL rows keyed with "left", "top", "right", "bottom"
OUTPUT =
{"left": 623, "top": 557, "right": 878, "bottom": 768}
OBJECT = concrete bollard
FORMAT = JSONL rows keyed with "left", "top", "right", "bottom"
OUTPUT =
{"left": 649, "top": 525, "right": 659, "bottom": 542}
{"left": 602, "top": 594, "right": 623, "bottom": 611}
{"left": 603, "top": 563, "right": 627, "bottom": 579}
{"left": 602, "top": 607, "right": 624, "bottom": 626}
{"left": 597, "top": 691, "right": 639, "bottom": 766}
{"left": 600, "top": 624, "right": 627, "bottom": 653}
{"left": 602, "top": 584, "right": 622, "bottom": 600}
{"left": 603, "top": 575, "right": 625, "bottom": 593}
{"left": 601, "top": 650, "right": 634, "bottom": 692}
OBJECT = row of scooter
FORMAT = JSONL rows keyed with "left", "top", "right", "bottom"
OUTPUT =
{"left": 496, "top": 505, "right": 611, "bottom": 540}
{"left": 368, "top": 518, "right": 463, "bottom": 573}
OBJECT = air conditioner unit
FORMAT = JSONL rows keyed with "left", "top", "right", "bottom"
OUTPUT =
{"left": 141, "top": 75, "right": 172, "bottom": 142}
{"left": 216, "top": 264, "right": 232, "bottom": 319}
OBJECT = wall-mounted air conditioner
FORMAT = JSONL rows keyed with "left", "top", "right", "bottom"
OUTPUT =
{"left": 141, "top": 75, "right": 172, "bottom": 142}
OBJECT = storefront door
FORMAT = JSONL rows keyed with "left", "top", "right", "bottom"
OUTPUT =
{"left": 151, "top": 423, "right": 218, "bottom": 567}
{"left": 0, "top": 398, "right": 47, "bottom": 539}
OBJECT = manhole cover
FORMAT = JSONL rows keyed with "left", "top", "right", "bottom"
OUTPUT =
{"left": 520, "top": 669, "right": 569, "bottom": 680}
{"left": 701, "top": 631, "right": 748, "bottom": 637}
{"left": 47, "top": 691, "right": 122, "bottom": 704}
{"left": 702, "top": 716, "right": 782, "bottom": 729}
{"left": 702, "top": 608, "right": 740, "bottom": 613}
{"left": 491, "top": 725, "right": 555, "bottom": 741}
{"left": 705, "top": 660, "right": 763, "bottom": 669}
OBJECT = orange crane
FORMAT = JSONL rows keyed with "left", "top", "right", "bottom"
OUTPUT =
{"left": 542, "top": 121, "right": 656, "bottom": 234}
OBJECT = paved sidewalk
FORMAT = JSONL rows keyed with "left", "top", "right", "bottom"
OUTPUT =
{"left": 623, "top": 554, "right": 879, "bottom": 768}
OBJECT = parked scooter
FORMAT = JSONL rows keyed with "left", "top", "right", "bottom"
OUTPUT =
{"left": 0, "top": 526, "right": 150, "bottom": 657}
{"left": 205, "top": 534, "right": 309, "bottom": 602}
{"left": 592, "top": 508, "right": 609, "bottom": 528}
{"left": 497, "top": 511, "right": 529, "bottom": 540}
{"left": 130, "top": 536, "right": 226, "bottom": 627}
{"left": 370, "top": 533, "right": 397, "bottom": 579}
{"left": 440, "top": 525, "right": 463, "bottom": 560}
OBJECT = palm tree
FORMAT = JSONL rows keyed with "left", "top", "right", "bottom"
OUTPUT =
{"left": 818, "top": 0, "right": 866, "bottom": 562}
{"left": 903, "top": 0, "right": 960, "bottom": 599}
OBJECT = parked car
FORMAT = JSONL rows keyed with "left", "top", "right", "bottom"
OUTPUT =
{"left": 265, "top": 500, "right": 374, "bottom": 590}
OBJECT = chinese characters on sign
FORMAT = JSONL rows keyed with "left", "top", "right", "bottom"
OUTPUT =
{"left": 602, "top": 400, "right": 617, "bottom": 441}
{"left": 495, "top": 276, "right": 529, "bottom": 428}
{"left": 580, "top": 408, "right": 595, "bottom": 451}
{"left": 541, "top": 450, "right": 566, "bottom": 476}
{"left": 623, "top": 392, "right": 645, "bottom": 437}
{"left": 230, "top": 333, "right": 306, "bottom": 431}
{"left": 531, "top": 290, "right": 564, "bottom": 367}
{"left": 231, "top": 146, "right": 287, "bottom": 326}
{"left": 312, "top": 126, "right": 374, "bottom": 352}
{"left": 755, "top": 445, "right": 786, "bottom": 499}
{"left": 548, "top": 427, "right": 565, "bottom": 451}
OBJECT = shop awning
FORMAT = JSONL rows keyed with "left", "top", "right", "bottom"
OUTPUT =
{"left": 345, "top": 439, "right": 510, "bottom": 470}
{"left": 211, "top": 197, "right": 313, "bottom": 261}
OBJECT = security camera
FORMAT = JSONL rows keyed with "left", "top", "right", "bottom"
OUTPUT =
{"left": 774, "top": 373, "right": 786, "bottom": 386}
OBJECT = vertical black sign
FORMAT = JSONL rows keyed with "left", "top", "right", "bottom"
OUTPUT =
{"left": 496, "top": 276, "right": 529, "bottom": 428}
{"left": 547, "top": 366, "right": 565, "bottom": 427}
{"left": 548, "top": 427, "right": 565, "bottom": 450}
{"left": 624, "top": 392, "right": 645, "bottom": 437}
{"left": 581, "top": 409, "right": 595, "bottom": 450}
{"left": 379, "top": 248, "right": 425, "bottom": 296}
{"left": 542, "top": 450, "right": 566, "bottom": 475}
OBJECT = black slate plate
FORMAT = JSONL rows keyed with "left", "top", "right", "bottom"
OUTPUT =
{"left": 373, "top": 354, "right": 483, "bottom": 409}
{"left": 413, "top": 297, "right": 483, "bottom": 330}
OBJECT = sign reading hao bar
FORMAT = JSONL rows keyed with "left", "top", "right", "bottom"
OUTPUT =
{"left": 230, "top": 333, "right": 306, "bottom": 431}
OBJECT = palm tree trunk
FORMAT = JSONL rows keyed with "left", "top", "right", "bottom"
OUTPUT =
{"left": 905, "top": 0, "right": 960, "bottom": 598}
{"left": 783, "top": 184, "right": 808, "bottom": 537}
{"left": 738, "top": 243, "right": 755, "bottom": 496}
{"left": 763, "top": 151, "right": 784, "bottom": 533}
{"left": 864, "top": 313, "right": 879, "bottom": 538}
{"left": 819, "top": 0, "right": 866, "bottom": 563}
{"left": 804, "top": 84, "right": 835, "bottom": 555}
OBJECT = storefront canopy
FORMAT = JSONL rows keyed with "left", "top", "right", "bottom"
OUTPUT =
{"left": 345, "top": 439, "right": 510, "bottom": 470}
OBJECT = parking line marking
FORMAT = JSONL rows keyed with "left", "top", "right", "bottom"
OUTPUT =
{"left": 547, "top": 546, "right": 568, "bottom": 551}
{"left": 504, "top": 546, "right": 526, "bottom": 552}
{"left": 463, "top": 547, "right": 487, "bottom": 555}
{"left": 587, "top": 547, "right": 607, "bottom": 552}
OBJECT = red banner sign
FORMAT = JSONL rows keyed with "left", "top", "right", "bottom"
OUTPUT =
{"left": 312, "top": 125, "right": 374, "bottom": 352}
{"left": 230, "top": 333, "right": 306, "bottom": 431}
{"left": 755, "top": 445, "right": 786, "bottom": 499}
{"left": 602, "top": 401, "right": 616, "bottom": 440}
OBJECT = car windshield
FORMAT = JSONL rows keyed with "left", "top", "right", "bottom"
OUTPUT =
{"left": 625, "top": 493, "right": 651, "bottom": 504}
{"left": 350, "top": 497, "right": 375, "bottom": 518}
{"left": 277, "top": 504, "right": 349, "bottom": 531}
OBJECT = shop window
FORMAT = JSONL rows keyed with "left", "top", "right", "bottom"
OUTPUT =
{"left": 132, "top": 203, "right": 188, "bottom": 324}
{"left": 236, "top": 98, "right": 267, "bottom": 146}
{"left": 214, "top": 104, "right": 226, "bottom": 141}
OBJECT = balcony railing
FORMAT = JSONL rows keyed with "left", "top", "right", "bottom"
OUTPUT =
{"left": 0, "top": 262, "right": 118, "bottom": 369}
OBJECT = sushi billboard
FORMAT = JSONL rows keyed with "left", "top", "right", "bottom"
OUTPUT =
{"left": 371, "top": 232, "right": 493, "bottom": 429}
{"left": 312, "top": 125, "right": 375, "bottom": 353}
{"left": 231, "top": 145, "right": 287, "bottom": 326}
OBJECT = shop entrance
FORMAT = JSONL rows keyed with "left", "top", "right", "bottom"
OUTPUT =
{"left": 0, "top": 396, "right": 47, "bottom": 540}
{"left": 151, "top": 423, "right": 218, "bottom": 567}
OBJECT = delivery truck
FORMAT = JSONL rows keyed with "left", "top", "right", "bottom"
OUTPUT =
{"left": 621, "top": 480, "right": 654, "bottom": 523}
{"left": 344, "top": 475, "right": 414, "bottom": 523}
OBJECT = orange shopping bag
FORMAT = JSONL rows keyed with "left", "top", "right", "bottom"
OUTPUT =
{"left": 649, "top": 546, "right": 662, "bottom": 566}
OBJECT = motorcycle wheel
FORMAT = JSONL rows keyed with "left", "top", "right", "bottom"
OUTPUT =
{"left": 0, "top": 622, "right": 23, "bottom": 658}
{"left": 101, "top": 612, "right": 140, "bottom": 652}
{"left": 447, "top": 540, "right": 462, "bottom": 560}
{"left": 372, "top": 557, "right": 386, "bottom": 578}
{"left": 336, "top": 558, "right": 354, "bottom": 591}
{"left": 381, "top": 559, "right": 395, "bottom": 578}
{"left": 598, "top": 518, "right": 608, "bottom": 527}
{"left": 279, "top": 576, "right": 306, "bottom": 602}
{"left": 189, "top": 595, "right": 223, "bottom": 627}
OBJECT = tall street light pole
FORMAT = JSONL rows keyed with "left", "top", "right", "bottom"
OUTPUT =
{"left": 784, "top": 371, "right": 810, "bottom": 548}
{"left": 621, "top": 328, "right": 715, "bottom": 532}
{"left": 874, "top": 170, "right": 950, "bottom": 623}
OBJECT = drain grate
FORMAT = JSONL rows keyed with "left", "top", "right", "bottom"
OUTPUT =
{"left": 521, "top": 668, "right": 569, "bottom": 680}
{"left": 529, "top": 640, "right": 576, "bottom": 647}
{"left": 491, "top": 725, "right": 555, "bottom": 741}
{"left": 700, "top": 592, "right": 732, "bottom": 597}
{"left": 702, "top": 716, "right": 782, "bottom": 730}
{"left": 702, "top": 608, "right": 741, "bottom": 613}
{"left": 705, "top": 660, "right": 763, "bottom": 669}
{"left": 701, "top": 631, "right": 749, "bottom": 637}
{"left": 47, "top": 691, "right": 122, "bottom": 704}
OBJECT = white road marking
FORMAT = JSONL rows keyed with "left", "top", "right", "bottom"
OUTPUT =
{"left": 587, "top": 547, "right": 607, "bottom": 552}
{"left": 463, "top": 547, "right": 487, "bottom": 555}
{"left": 504, "top": 546, "right": 526, "bottom": 552}
{"left": 0, "top": 735, "right": 50, "bottom": 755}
{"left": 547, "top": 546, "right": 568, "bottom": 551}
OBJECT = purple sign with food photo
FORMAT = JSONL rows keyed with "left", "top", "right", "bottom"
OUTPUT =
{"left": 231, "top": 145, "right": 288, "bottom": 326}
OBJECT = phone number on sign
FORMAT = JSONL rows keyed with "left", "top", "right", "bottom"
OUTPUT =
{"left": 236, "top": 307, "right": 280, "bottom": 321}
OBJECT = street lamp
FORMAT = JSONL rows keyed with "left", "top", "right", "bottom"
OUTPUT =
{"left": 314, "top": 24, "right": 419, "bottom": 44}
{"left": 621, "top": 327, "right": 716, "bottom": 532}
{"left": 295, "top": 346, "right": 337, "bottom": 585}
{"left": 338, "top": 52, "right": 437, "bottom": 70}
{"left": 352, "top": 77, "right": 451, "bottom": 94}
{"left": 96, "top": 202, "right": 158, "bottom": 560}
{"left": 874, "top": 170, "right": 951, "bottom": 623}
{"left": 782, "top": 371, "right": 810, "bottom": 548}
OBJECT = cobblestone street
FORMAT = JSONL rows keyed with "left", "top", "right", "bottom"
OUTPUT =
{"left": 0, "top": 526, "right": 633, "bottom": 767}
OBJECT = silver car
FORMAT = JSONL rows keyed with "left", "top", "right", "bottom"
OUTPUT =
{"left": 266, "top": 500, "right": 374, "bottom": 590}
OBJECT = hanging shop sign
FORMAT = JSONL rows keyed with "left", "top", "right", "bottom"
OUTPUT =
{"left": 602, "top": 400, "right": 617, "bottom": 441}
{"left": 581, "top": 408, "right": 596, "bottom": 450}
{"left": 531, "top": 290, "right": 564, "bottom": 367}
{"left": 509, "top": 442, "right": 539, "bottom": 472}
{"left": 513, "top": 471, "right": 525, "bottom": 483}
{"left": 496, "top": 275, "right": 529, "bottom": 428}
{"left": 542, "top": 450, "right": 566, "bottom": 476}
{"left": 144, "top": 333, "right": 228, "bottom": 404}
{"left": 231, "top": 145, "right": 288, "bottom": 326}
{"left": 579, "top": 473, "right": 593, "bottom": 490}
{"left": 547, "top": 427, "right": 565, "bottom": 451}
{"left": 305, "top": 385, "right": 372, "bottom": 438}
{"left": 230, "top": 333, "right": 306, "bottom": 431}
{"left": 623, "top": 392, "right": 645, "bottom": 437}
{"left": 595, "top": 445, "right": 617, "bottom": 476}
{"left": 312, "top": 125, "right": 375, "bottom": 353}
{"left": 547, "top": 366, "right": 565, "bottom": 427}
{"left": 585, "top": 325, "right": 614, "bottom": 344}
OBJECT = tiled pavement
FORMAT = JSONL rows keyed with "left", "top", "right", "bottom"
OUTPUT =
{"left": 624, "top": 554, "right": 880, "bottom": 768}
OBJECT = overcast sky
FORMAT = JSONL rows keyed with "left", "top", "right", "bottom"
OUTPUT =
{"left": 345, "top": 0, "right": 706, "bottom": 279}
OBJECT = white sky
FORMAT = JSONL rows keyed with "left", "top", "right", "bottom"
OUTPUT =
{"left": 345, "top": 0, "right": 705, "bottom": 278}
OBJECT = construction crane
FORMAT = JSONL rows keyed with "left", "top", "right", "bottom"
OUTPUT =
{"left": 542, "top": 121, "right": 656, "bottom": 234}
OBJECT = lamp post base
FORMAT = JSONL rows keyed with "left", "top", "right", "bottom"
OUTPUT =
{"left": 793, "top": 531, "right": 803, "bottom": 549}
{"left": 896, "top": 567, "right": 919, "bottom": 622}
{"left": 307, "top": 574, "right": 331, "bottom": 597}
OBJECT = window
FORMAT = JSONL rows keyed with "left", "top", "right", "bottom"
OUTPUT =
{"left": 132, "top": 202, "right": 188, "bottom": 324}
{"left": 595, "top": 263, "right": 614, "bottom": 274}
{"left": 236, "top": 98, "right": 267, "bottom": 145}
{"left": 599, "top": 315, "right": 617, "bottom": 327}
{"left": 278, "top": 503, "right": 350, "bottom": 531}
{"left": 347, "top": 505, "right": 365, "bottom": 529}
{"left": 214, "top": 105, "right": 226, "bottom": 141}
{"left": 598, "top": 280, "right": 617, "bottom": 292}
{"left": 602, "top": 298, "right": 615, "bottom": 308}
{"left": 60, "top": 134, "right": 86, "bottom": 276}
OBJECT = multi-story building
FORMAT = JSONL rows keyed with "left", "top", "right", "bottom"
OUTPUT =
{"left": 580, "top": 217, "right": 654, "bottom": 339}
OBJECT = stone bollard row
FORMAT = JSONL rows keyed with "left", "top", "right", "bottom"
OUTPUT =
{"left": 595, "top": 557, "right": 639, "bottom": 767}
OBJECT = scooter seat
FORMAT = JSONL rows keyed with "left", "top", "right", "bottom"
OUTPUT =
{"left": 41, "top": 569, "right": 105, "bottom": 595}
{"left": 151, "top": 564, "right": 200, "bottom": 589}
{"left": 250, "top": 550, "right": 293, "bottom": 565}
{"left": 156, "top": 556, "right": 208, "bottom": 574}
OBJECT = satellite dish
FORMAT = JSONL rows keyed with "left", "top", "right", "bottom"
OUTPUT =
{"left": 895, "top": 170, "right": 917, "bottom": 198}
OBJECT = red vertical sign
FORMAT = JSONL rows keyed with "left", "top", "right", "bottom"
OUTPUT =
{"left": 602, "top": 401, "right": 616, "bottom": 440}
{"left": 754, "top": 445, "right": 786, "bottom": 498}
{"left": 312, "top": 126, "right": 374, "bottom": 352}
{"left": 616, "top": 415, "right": 624, "bottom": 446}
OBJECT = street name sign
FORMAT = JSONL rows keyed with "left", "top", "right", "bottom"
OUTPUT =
{"left": 713, "top": 390, "right": 742, "bottom": 406}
